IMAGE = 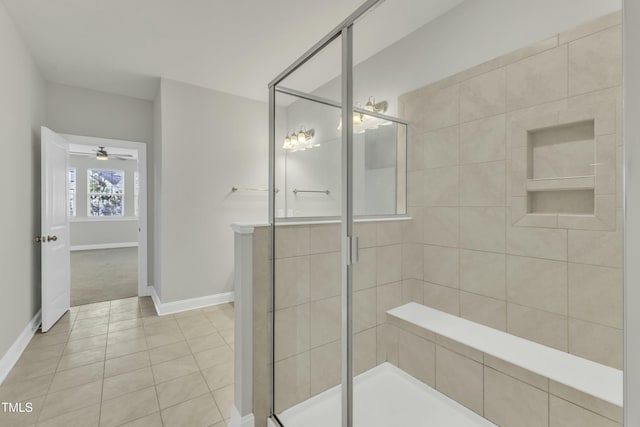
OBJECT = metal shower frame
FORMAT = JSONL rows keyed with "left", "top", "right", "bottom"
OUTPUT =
{"left": 267, "top": 1, "right": 388, "bottom": 426}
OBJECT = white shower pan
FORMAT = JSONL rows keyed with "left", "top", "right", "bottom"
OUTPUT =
{"left": 271, "top": 362, "right": 497, "bottom": 427}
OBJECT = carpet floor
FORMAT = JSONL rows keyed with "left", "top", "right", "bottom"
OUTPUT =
{"left": 71, "top": 247, "right": 138, "bottom": 306}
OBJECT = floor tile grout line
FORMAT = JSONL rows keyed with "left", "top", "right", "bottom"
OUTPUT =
{"left": 33, "top": 311, "right": 75, "bottom": 425}
{"left": 31, "top": 306, "right": 95, "bottom": 424}
{"left": 96, "top": 299, "right": 111, "bottom": 427}
{"left": 96, "top": 298, "right": 158, "bottom": 425}
{"left": 140, "top": 301, "right": 165, "bottom": 427}
{"left": 176, "top": 311, "right": 227, "bottom": 420}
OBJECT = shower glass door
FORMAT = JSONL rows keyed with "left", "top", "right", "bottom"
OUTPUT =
{"left": 269, "top": 1, "right": 410, "bottom": 426}
{"left": 270, "top": 32, "right": 349, "bottom": 427}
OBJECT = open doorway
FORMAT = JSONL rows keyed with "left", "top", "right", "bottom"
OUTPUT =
{"left": 63, "top": 134, "right": 148, "bottom": 306}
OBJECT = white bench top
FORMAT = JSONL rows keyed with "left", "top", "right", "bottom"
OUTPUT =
{"left": 387, "top": 302, "right": 623, "bottom": 407}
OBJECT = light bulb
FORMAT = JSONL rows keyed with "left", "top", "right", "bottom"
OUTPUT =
{"left": 297, "top": 130, "right": 306, "bottom": 144}
{"left": 365, "top": 96, "right": 375, "bottom": 112}
{"left": 290, "top": 133, "right": 298, "bottom": 146}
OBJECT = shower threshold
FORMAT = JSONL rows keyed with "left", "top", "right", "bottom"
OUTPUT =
{"left": 273, "top": 362, "right": 496, "bottom": 427}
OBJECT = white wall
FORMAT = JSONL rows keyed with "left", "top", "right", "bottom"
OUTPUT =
{"left": 0, "top": 1, "right": 46, "bottom": 363}
{"left": 68, "top": 155, "right": 138, "bottom": 248}
{"left": 155, "top": 78, "right": 268, "bottom": 303}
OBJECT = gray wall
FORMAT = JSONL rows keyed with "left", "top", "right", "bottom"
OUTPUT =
{"left": 155, "top": 78, "right": 268, "bottom": 303}
{"left": 70, "top": 221, "right": 138, "bottom": 248}
{"left": 68, "top": 155, "right": 139, "bottom": 247}
{"left": 0, "top": 0, "right": 46, "bottom": 362}
{"left": 46, "top": 82, "right": 154, "bottom": 283}
{"left": 152, "top": 88, "right": 162, "bottom": 298}
{"left": 46, "top": 82, "right": 153, "bottom": 143}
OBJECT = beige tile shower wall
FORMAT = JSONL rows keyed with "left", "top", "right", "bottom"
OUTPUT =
{"left": 398, "top": 12, "right": 623, "bottom": 369}
{"left": 258, "top": 220, "right": 407, "bottom": 414}
{"left": 252, "top": 226, "right": 272, "bottom": 427}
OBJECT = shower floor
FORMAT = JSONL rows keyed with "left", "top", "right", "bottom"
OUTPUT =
{"left": 273, "top": 362, "right": 496, "bottom": 427}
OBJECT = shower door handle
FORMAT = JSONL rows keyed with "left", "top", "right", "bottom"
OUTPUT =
{"left": 349, "top": 236, "right": 359, "bottom": 265}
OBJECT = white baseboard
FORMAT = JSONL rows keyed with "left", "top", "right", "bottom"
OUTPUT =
{"left": 149, "top": 286, "right": 234, "bottom": 316}
{"left": 229, "top": 405, "right": 255, "bottom": 427}
{"left": 267, "top": 417, "right": 279, "bottom": 427}
{"left": 0, "top": 310, "right": 41, "bottom": 385}
{"left": 70, "top": 242, "right": 138, "bottom": 251}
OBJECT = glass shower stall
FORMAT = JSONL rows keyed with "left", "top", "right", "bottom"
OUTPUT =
{"left": 266, "top": 0, "right": 625, "bottom": 426}
{"left": 268, "top": 1, "right": 410, "bottom": 425}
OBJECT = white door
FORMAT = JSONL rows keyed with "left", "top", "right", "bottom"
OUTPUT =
{"left": 41, "top": 127, "right": 70, "bottom": 332}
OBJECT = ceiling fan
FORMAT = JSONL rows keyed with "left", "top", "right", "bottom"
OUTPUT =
{"left": 69, "top": 146, "right": 135, "bottom": 161}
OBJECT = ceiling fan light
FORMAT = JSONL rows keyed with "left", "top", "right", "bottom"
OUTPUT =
{"left": 96, "top": 146, "right": 108, "bottom": 160}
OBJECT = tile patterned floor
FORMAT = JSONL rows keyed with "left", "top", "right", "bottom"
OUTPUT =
{"left": 0, "top": 297, "right": 235, "bottom": 427}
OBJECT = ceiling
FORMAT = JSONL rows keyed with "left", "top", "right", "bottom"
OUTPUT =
{"left": 2, "top": 0, "right": 461, "bottom": 102}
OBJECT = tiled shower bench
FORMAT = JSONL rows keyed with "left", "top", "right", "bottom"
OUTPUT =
{"left": 386, "top": 303, "right": 623, "bottom": 427}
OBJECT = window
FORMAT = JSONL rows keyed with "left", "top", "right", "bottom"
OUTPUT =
{"left": 68, "top": 168, "right": 76, "bottom": 217}
{"left": 88, "top": 169, "right": 124, "bottom": 216}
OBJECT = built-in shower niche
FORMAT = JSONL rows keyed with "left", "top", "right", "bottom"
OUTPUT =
{"left": 510, "top": 103, "right": 616, "bottom": 231}
{"left": 526, "top": 120, "right": 595, "bottom": 215}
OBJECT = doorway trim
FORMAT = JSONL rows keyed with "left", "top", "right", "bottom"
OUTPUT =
{"left": 62, "top": 133, "right": 149, "bottom": 297}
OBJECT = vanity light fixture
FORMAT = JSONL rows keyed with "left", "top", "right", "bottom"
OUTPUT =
{"left": 337, "top": 105, "right": 365, "bottom": 133}
{"left": 282, "top": 127, "right": 316, "bottom": 152}
{"left": 364, "top": 96, "right": 388, "bottom": 114}
{"left": 337, "top": 96, "right": 392, "bottom": 133}
{"left": 365, "top": 96, "right": 392, "bottom": 127}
